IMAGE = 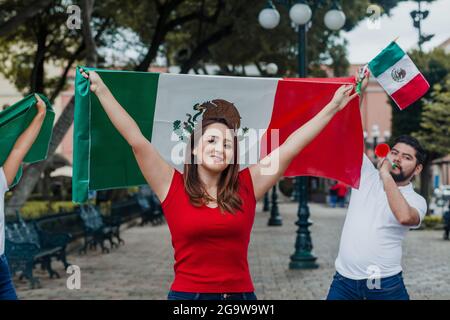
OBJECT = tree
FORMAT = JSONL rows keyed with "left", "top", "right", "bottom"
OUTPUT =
{"left": 3, "top": 0, "right": 236, "bottom": 213}
{"left": 160, "top": 0, "right": 407, "bottom": 77}
{"left": 0, "top": 0, "right": 54, "bottom": 37}
{"left": 413, "top": 78, "right": 450, "bottom": 201}
{"left": 3, "top": 0, "right": 102, "bottom": 215}
{"left": 414, "top": 78, "right": 450, "bottom": 155}
{"left": 389, "top": 48, "right": 450, "bottom": 200}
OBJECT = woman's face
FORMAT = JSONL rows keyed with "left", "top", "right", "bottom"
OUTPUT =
{"left": 194, "top": 122, "right": 235, "bottom": 173}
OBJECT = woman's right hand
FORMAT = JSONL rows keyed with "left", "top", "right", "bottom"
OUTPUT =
{"left": 329, "top": 84, "right": 358, "bottom": 112}
{"left": 79, "top": 68, "right": 105, "bottom": 94}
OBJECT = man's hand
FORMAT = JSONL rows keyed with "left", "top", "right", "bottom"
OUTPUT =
{"left": 355, "top": 67, "right": 370, "bottom": 94}
{"left": 377, "top": 157, "right": 392, "bottom": 178}
{"left": 378, "top": 155, "right": 422, "bottom": 227}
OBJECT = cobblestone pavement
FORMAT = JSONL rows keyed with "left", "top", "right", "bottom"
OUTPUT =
{"left": 14, "top": 202, "right": 450, "bottom": 300}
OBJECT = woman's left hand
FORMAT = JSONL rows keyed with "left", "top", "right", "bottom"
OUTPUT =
{"left": 329, "top": 84, "right": 358, "bottom": 112}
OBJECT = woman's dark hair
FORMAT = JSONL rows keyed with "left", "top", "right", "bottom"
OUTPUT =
{"left": 392, "top": 135, "right": 427, "bottom": 166}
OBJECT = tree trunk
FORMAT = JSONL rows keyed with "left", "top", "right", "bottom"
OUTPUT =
{"left": 135, "top": 7, "right": 171, "bottom": 71}
{"left": 180, "top": 24, "right": 233, "bottom": 74}
{"left": 30, "top": 23, "right": 47, "bottom": 93}
{"left": 81, "top": 0, "right": 97, "bottom": 66}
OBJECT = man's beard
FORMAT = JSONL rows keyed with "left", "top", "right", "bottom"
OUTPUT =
{"left": 390, "top": 167, "right": 415, "bottom": 183}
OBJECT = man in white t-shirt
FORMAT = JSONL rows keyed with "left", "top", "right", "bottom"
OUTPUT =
{"left": 326, "top": 135, "right": 427, "bottom": 300}
{"left": 0, "top": 94, "right": 47, "bottom": 300}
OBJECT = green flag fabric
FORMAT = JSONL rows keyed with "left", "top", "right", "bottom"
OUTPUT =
{"left": 73, "top": 67, "right": 159, "bottom": 203}
{"left": 0, "top": 94, "right": 55, "bottom": 187}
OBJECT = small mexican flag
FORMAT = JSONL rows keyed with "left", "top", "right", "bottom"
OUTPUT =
{"left": 73, "top": 67, "right": 363, "bottom": 203}
{"left": 368, "top": 41, "right": 430, "bottom": 110}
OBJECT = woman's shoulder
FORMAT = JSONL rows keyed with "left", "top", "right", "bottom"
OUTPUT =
{"left": 161, "top": 169, "right": 184, "bottom": 208}
{"left": 238, "top": 166, "right": 251, "bottom": 182}
{"left": 238, "top": 166, "right": 256, "bottom": 202}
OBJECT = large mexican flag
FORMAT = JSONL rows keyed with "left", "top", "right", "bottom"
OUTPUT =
{"left": 73, "top": 67, "right": 363, "bottom": 203}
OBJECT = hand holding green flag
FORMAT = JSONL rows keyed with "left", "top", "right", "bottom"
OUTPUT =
{"left": 0, "top": 94, "right": 55, "bottom": 187}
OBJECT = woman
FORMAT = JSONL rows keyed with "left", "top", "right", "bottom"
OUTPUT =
{"left": 0, "top": 94, "right": 47, "bottom": 300}
{"left": 79, "top": 68, "right": 358, "bottom": 300}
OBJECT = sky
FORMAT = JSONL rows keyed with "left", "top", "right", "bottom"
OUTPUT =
{"left": 343, "top": 0, "right": 450, "bottom": 63}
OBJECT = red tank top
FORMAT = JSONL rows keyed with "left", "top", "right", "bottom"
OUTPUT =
{"left": 161, "top": 167, "right": 256, "bottom": 293}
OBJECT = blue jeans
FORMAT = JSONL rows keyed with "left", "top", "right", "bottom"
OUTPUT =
{"left": 0, "top": 254, "right": 18, "bottom": 300}
{"left": 168, "top": 290, "right": 257, "bottom": 301}
{"left": 337, "top": 196, "right": 346, "bottom": 208}
{"left": 329, "top": 195, "right": 337, "bottom": 208}
{"left": 327, "top": 271, "right": 409, "bottom": 300}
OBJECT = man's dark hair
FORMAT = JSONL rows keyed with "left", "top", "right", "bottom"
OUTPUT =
{"left": 392, "top": 135, "right": 427, "bottom": 166}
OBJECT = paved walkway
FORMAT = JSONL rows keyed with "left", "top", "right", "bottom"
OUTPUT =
{"left": 14, "top": 202, "right": 450, "bottom": 299}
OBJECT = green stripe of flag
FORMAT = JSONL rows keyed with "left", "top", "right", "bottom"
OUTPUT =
{"left": 89, "top": 70, "right": 159, "bottom": 190}
{"left": 368, "top": 42, "right": 406, "bottom": 78}
{"left": 73, "top": 66, "right": 160, "bottom": 203}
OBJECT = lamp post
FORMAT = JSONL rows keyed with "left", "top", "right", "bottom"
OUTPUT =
{"left": 263, "top": 62, "right": 283, "bottom": 226}
{"left": 291, "top": 177, "right": 299, "bottom": 201}
{"left": 263, "top": 192, "right": 270, "bottom": 211}
{"left": 383, "top": 130, "right": 391, "bottom": 143}
{"left": 372, "top": 124, "right": 380, "bottom": 159}
{"left": 258, "top": 0, "right": 346, "bottom": 269}
{"left": 268, "top": 185, "right": 283, "bottom": 226}
{"left": 410, "top": 0, "right": 434, "bottom": 52}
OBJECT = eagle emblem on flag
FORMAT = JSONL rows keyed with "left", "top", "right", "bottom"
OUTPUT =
{"left": 172, "top": 100, "right": 248, "bottom": 141}
{"left": 391, "top": 67, "right": 406, "bottom": 83}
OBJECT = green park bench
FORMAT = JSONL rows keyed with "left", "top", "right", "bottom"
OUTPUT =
{"left": 135, "top": 192, "right": 164, "bottom": 226}
{"left": 4, "top": 215, "right": 72, "bottom": 289}
{"left": 79, "top": 204, "right": 122, "bottom": 254}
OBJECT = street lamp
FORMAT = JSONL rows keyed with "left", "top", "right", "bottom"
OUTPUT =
{"left": 265, "top": 62, "right": 279, "bottom": 75}
{"left": 259, "top": 0, "right": 346, "bottom": 270}
{"left": 363, "top": 130, "right": 369, "bottom": 150}
{"left": 264, "top": 62, "right": 283, "bottom": 226}
{"left": 289, "top": 3, "right": 312, "bottom": 25}
{"left": 263, "top": 192, "right": 270, "bottom": 211}
{"left": 410, "top": 0, "right": 434, "bottom": 52}
{"left": 323, "top": 3, "right": 346, "bottom": 31}
{"left": 258, "top": 1, "right": 281, "bottom": 29}
{"left": 268, "top": 185, "right": 283, "bottom": 226}
{"left": 383, "top": 130, "right": 391, "bottom": 143}
{"left": 372, "top": 124, "right": 380, "bottom": 158}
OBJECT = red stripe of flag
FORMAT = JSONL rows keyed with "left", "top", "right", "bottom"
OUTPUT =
{"left": 260, "top": 77, "right": 364, "bottom": 189}
{"left": 391, "top": 73, "right": 430, "bottom": 110}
